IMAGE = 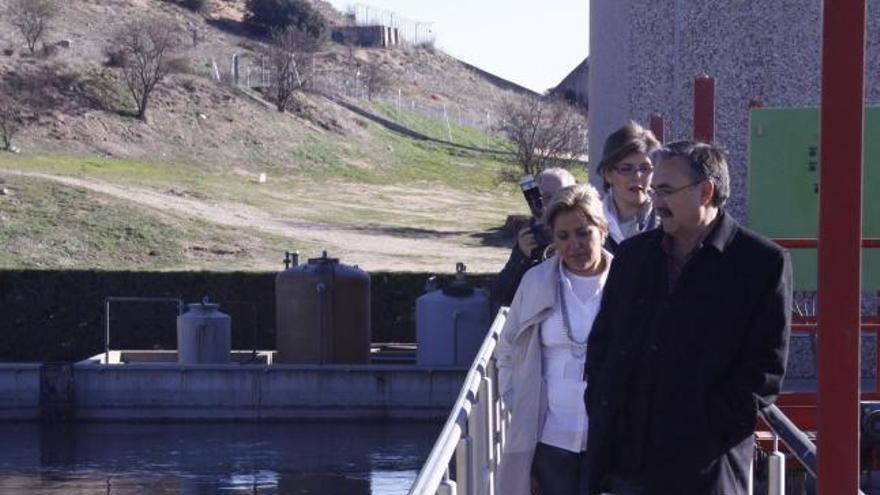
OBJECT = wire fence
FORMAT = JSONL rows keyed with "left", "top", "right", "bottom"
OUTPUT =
{"left": 209, "top": 54, "right": 499, "bottom": 138}
{"left": 345, "top": 3, "right": 436, "bottom": 46}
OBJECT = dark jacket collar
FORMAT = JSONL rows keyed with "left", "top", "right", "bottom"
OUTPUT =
{"left": 702, "top": 209, "right": 738, "bottom": 253}
{"left": 653, "top": 209, "right": 738, "bottom": 254}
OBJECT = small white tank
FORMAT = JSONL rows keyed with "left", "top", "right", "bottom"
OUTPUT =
{"left": 177, "top": 300, "right": 231, "bottom": 364}
{"left": 416, "top": 263, "right": 490, "bottom": 366}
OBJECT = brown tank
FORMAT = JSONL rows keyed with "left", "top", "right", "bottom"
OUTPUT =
{"left": 275, "top": 252, "right": 371, "bottom": 364}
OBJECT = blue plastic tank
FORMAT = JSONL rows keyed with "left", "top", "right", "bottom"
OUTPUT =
{"left": 416, "top": 263, "right": 490, "bottom": 366}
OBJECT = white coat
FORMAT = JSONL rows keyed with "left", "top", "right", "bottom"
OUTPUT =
{"left": 495, "top": 254, "right": 563, "bottom": 495}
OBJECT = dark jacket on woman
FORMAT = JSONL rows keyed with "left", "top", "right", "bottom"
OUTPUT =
{"left": 584, "top": 211, "right": 792, "bottom": 494}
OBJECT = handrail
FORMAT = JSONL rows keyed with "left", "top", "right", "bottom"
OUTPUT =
{"left": 773, "top": 238, "right": 880, "bottom": 249}
{"left": 408, "top": 307, "right": 508, "bottom": 495}
{"left": 760, "top": 404, "right": 817, "bottom": 477}
{"left": 759, "top": 403, "right": 867, "bottom": 495}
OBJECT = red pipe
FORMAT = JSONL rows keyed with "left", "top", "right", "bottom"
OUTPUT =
{"left": 774, "top": 238, "right": 880, "bottom": 249}
{"left": 693, "top": 75, "right": 715, "bottom": 143}
{"left": 649, "top": 113, "right": 664, "bottom": 142}
{"left": 817, "top": 0, "right": 866, "bottom": 492}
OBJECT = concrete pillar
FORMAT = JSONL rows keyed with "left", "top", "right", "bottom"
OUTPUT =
{"left": 39, "top": 363, "right": 74, "bottom": 422}
{"left": 588, "top": 0, "right": 631, "bottom": 189}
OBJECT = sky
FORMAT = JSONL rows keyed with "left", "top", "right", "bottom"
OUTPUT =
{"left": 323, "top": 0, "right": 589, "bottom": 94}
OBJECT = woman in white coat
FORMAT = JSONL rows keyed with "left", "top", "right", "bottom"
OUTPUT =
{"left": 496, "top": 183, "right": 612, "bottom": 495}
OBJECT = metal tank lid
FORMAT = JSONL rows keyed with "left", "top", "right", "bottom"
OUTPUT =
{"left": 186, "top": 296, "right": 220, "bottom": 310}
{"left": 441, "top": 262, "right": 475, "bottom": 298}
{"left": 308, "top": 251, "right": 339, "bottom": 266}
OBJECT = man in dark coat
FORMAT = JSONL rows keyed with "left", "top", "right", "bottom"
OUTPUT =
{"left": 584, "top": 140, "right": 792, "bottom": 494}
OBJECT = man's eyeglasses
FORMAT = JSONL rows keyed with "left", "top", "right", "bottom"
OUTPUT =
{"left": 648, "top": 178, "right": 707, "bottom": 199}
{"left": 613, "top": 164, "right": 654, "bottom": 176}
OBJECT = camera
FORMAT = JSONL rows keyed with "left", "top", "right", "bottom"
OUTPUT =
{"left": 519, "top": 175, "right": 551, "bottom": 260}
{"left": 519, "top": 175, "right": 544, "bottom": 218}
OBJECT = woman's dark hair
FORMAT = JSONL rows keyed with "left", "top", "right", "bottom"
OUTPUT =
{"left": 596, "top": 121, "right": 660, "bottom": 190}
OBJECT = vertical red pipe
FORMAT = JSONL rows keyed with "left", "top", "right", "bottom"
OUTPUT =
{"left": 649, "top": 114, "right": 664, "bottom": 142}
{"left": 817, "top": 1, "right": 865, "bottom": 493}
{"left": 693, "top": 75, "right": 715, "bottom": 143}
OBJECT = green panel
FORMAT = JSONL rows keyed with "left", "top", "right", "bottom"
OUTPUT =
{"left": 748, "top": 107, "right": 880, "bottom": 291}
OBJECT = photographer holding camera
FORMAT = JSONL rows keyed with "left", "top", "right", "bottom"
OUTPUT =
{"left": 492, "top": 167, "right": 576, "bottom": 310}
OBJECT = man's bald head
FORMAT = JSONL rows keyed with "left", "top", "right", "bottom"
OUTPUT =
{"left": 536, "top": 167, "right": 576, "bottom": 204}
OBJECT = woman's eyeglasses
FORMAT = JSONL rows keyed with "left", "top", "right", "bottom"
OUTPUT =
{"left": 613, "top": 164, "right": 654, "bottom": 176}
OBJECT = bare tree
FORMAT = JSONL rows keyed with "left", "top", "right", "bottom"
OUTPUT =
{"left": 496, "top": 96, "right": 587, "bottom": 176}
{"left": 112, "top": 19, "right": 179, "bottom": 121}
{"left": 9, "top": 0, "right": 57, "bottom": 54}
{"left": 0, "top": 95, "right": 24, "bottom": 151}
{"left": 265, "top": 26, "right": 319, "bottom": 112}
{"left": 362, "top": 59, "right": 392, "bottom": 101}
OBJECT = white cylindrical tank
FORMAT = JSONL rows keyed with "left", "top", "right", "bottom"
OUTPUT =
{"left": 416, "top": 263, "right": 490, "bottom": 366}
{"left": 177, "top": 300, "right": 231, "bottom": 364}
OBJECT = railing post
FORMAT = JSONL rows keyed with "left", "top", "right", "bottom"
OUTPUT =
{"left": 438, "top": 468, "right": 457, "bottom": 495}
{"left": 468, "top": 403, "right": 484, "bottom": 495}
{"left": 487, "top": 359, "right": 502, "bottom": 459}
{"left": 768, "top": 435, "right": 785, "bottom": 495}
{"left": 480, "top": 375, "right": 496, "bottom": 495}
{"left": 456, "top": 435, "right": 472, "bottom": 495}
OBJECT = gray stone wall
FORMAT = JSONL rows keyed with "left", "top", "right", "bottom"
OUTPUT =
{"left": 590, "top": 0, "right": 880, "bottom": 222}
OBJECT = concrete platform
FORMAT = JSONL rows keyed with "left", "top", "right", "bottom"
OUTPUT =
{"left": 0, "top": 350, "right": 465, "bottom": 422}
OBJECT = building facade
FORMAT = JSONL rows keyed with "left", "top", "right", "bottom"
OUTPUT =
{"left": 589, "top": 0, "right": 880, "bottom": 221}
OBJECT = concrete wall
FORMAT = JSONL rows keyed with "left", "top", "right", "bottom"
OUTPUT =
{"left": 0, "top": 364, "right": 40, "bottom": 420}
{"left": 589, "top": 0, "right": 880, "bottom": 222}
{"left": 0, "top": 363, "right": 465, "bottom": 421}
{"left": 332, "top": 26, "right": 399, "bottom": 48}
{"left": 551, "top": 57, "right": 589, "bottom": 110}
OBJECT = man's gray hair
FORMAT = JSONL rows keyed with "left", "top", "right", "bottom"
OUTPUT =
{"left": 652, "top": 140, "right": 730, "bottom": 208}
{"left": 536, "top": 167, "right": 576, "bottom": 189}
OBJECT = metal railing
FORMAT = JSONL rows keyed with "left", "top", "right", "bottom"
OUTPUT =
{"left": 409, "top": 305, "right": 871, "bottom": 494}
{"left": 408, "top": 308, "right": 509, "bottom": 495}
{"left": 759, "top": 403, "right": 868, "bottom": 495}
{"left": 104, "top": 297, "right": 184, "bottom": 364}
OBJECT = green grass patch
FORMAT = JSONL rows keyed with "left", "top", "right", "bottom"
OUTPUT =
{"left": 0, "top": 174, "right": 309, "bottom": 271}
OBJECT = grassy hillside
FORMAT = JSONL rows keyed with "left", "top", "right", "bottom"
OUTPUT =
{"left": 0, "top": 0, "right": 585, "bottom": 272}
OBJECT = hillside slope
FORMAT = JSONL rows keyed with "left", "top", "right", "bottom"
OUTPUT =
{"left": 0, "top": 0, "right": 553, "bottom": 272}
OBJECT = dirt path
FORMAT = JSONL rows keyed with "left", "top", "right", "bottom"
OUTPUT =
{"left": 2, "top": 170, "right": 511, "bottom": 272}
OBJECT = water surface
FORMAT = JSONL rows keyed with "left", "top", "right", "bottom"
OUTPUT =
{"left": 0, "top": 421, "right": 442, "bottom": 494}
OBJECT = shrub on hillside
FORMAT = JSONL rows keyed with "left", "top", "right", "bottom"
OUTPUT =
{"left": 9, "top": 0, "right": 57, "bottom": 54}
{"left": 181, "top": 0, "right": 209, "bottom": 12}
{"left": 111, "top": 19, "right": 181, "bottom": 121}
{"left": 245, "top": 0, "right": 327, "bottom": 40}
{"left": 162, "top": 0, "right": 209, "bottom": 12}
{"left": 103, "top": 46, "right": 127, "bottom": 68}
